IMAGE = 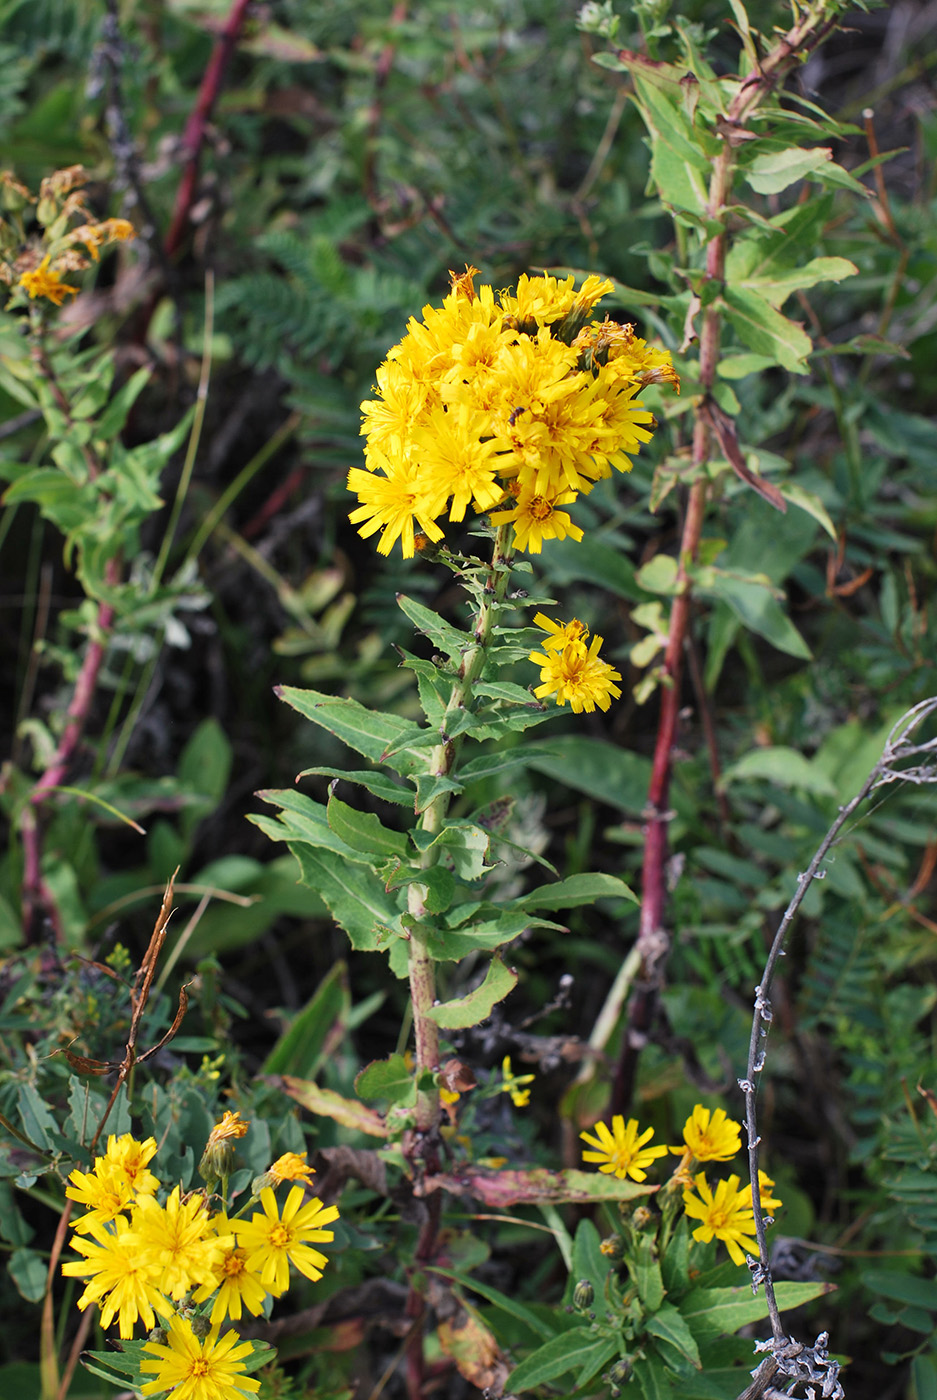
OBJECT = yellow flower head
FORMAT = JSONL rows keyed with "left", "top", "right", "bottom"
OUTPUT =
{"left": 347, "top": 455, "right": 445, "bottom": 558}
{"left": 580, "top": 1116, "right": 669, "bottom": 1183}
{"left": 498, "top": 1055, "right": 535, "bottom": 1109}
{"left": 192, "top": 1212, "right": 272, "bottom": 1325}
{"left": 127, "top": 1185, "right": 230, "bottom": 1300}
{"left": 61, "top": 1215, "right": 167, "bottom": 1339}
{"left": 490, "top": 482, "right": 583, "bottom": 553}
{"left": 743, "top": 1170, "right": 783, "bottom": 1215}
{"left": 448, "top": 263, "right": 481, "bottom": 301}
{"left": 17, "top": 254, "right": 78, "bottom": 305}
{"left": 682, "top": 1172, "right": 761, "bottom": 1266}
{"left": 671, "top": 1106, "right": 742, "bottom": 1163}
{"left": 268, "top": 1151, "right": 316, "bottom": 1186}
{"left": 531, "top": 611, "right": 589, "bottom": 653}
{"left": 141, "top": 1314, "right": 261, "bottom": 1398}
{"left": 530, "top": 632, "right": 622, "bottom": 714}
{"left": 235, "top": 1185, "right": 340, "bottom": 1297}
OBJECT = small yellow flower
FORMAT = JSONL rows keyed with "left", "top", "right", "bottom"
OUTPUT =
{"left": 235, "top": 1185, "right": 339, "bottom": 1296}
{"left": 530, "top": 632, "right": 622, "bottom": 714}
{"left": 128, "top": 1185, "right": 230, "bottom": 1300}
{"left": 743, "top": 1170, "right": 783, "bottom": 1215}
{"left": 670, "top": 1105, "right": 742, "bottom": 1163}
{"left": 17, "top": 254, "right": 78, "bottom": 305}
{"left": 268, "top": 1151, "right": 315, "bottom": 1186}
{"left": 61, "top": 1215, "right": 167, "bottom": 1339}
{"left": 682, "top": 1172, "right": 760, "bottom": 1266}
{"left": 498, "top": 1055, "right": 535, "bottom": 1109}
{"left": 193, "top": 1213, "right": 272, "bottom": 1325}
{"left": 141, "top": 1314, "right": 261, "bottom": 1398}
{"left": 580, "top": 1116, "right": 668, "bottom": 1182}
{"left": 531, "top": 611, "right": 589, "bottom": 653}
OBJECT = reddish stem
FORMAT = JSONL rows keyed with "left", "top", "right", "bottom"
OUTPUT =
{"left": 164, "top": 0, "right": 253, "bottom": 259}
{"left": 612, "top": 3, "right": 841, "bottom": 1113}
{"left": 21, "top": 559, "right": 120, "bottom": 941}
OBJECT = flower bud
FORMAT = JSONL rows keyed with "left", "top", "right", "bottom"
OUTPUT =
{"left": 147, "top": 1327, "right": 168, "bottom": 1345}
{"left": 191, "top": 1315, "right": 212, "bottom": 1339}
{"left": 599, "top": 1234, "right": 625, "bottom": 1260}
{"left": 573, "top": 1280, "right": 595, "bottom": 1310}
{"left": 631, "top": 1206, "right": 654, "bottom": 1230}
{"left": 608, "top": 1357, "right": 634, "bottom": 1386}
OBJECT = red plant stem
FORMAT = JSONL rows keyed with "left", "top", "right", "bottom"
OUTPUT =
{"left": 21, "top": 559, "right": 120, "bottom": 941}
{"left": 164, "top": 0, "right": 252, "bottom": 259}
{"left": 612, "top": 2, "right": 841, "bottom": 1113}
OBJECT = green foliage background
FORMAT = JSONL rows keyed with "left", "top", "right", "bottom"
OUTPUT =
{"left": 1, "top": 0, "right": 937, "bottom": 1397}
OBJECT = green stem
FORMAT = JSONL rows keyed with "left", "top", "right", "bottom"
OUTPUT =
{"left": 406, "top": 523, "right": 514, "bottom": 1136}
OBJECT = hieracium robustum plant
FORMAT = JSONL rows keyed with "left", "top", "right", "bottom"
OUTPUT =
{"left": 255, "top": 266, "right": 838, "bottom": 1397}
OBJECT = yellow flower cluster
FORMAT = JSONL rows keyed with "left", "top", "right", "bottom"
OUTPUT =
{"left": 579, "top": 1104, "right": 783, "bottom": 1268}
{"left": 61, "top": 1126, "right": 337, "bottom": 1399}
{"left": 348, "top": 267, "right": 678, "bottom": 557}
{"left": 0, "top": 164, "right": 135, "bottom": 306}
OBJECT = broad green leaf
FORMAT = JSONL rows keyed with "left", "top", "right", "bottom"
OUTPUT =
{"left": 722, "top": 286, "right": 812, "bottom": 373}
{"left": 326, "top": 792, "right": 409, "bottom": 859}
{"left": 95, "top": 364, "right": 151, "bottom": 441}
{"left": 645, "top": 1304, "right": 702, "bottom": 1368}
{"left": 544, "top": 535, "right": 642, "bottom": 601}
{"left": 355, "top": 1053, "right": 416, "bottom": 1106}
{"left": 681, "top": 1279, "right": 835, "bottom": 1337}
{"left": 415, "top": 822, "right": 491, "bottom": 880}
{"left": 575, "top": 1336, "right": 622, "bottom": 1388}
{"left": 778, "top": 481, "right": 838, "bottom": 542}
{"left": 385, "top": 863, "right": 455, "bottom": 914}
{"left": 507, "top": 1326, "right": 604, "bottom": 1391}
{"left": 290, "top": 845, "right": 402, "bottom": 952}
{"left": 275, "top": 685, "right": 429, "bottom": 776}
{"left": 519, "top": 872, "right": 637, "bottom": 912}
{"left": 726, "top": 250, "right": 858, "bottom": 309}
{"left": 414, "top": 773, "right": 464, "bottom": 812}
{"left": 297, "top": 767, "right": 413, "bottom": 807}
{"left": 425, "top": 913, "right": 560, "bottom": 961}
{"left": 458, "top": 748, "right": 550, "bottom": 782}
{"left": 396, "top": 593, "right": 473, "bottom": 661}
{"left": 632, "top": 1234, "right": 665, "bottom": 1310}
{"left": 636, "top": 1355, "right": 676, "bottom": 1400}
{"left": 743, "top": 145, "right": 834, "bottom": 193}
{"left": 862, "top": 1270, "right": 937, "bottom": 1310}
{"left": 699, "top": 573, "right": 811, "bottom": 659}
{"left": 717, "top": 353, "right": 775, "bottom": 379}
{"left": 571, "top": 1218, "right": 612, "bottom": 1298}
{"left": 256, "top": 789, "right": 369, "bottom": 860}
{"left": 280, "top": 1076, "right": 388, "bottom": 1136}
{"left": 426, "top": 953, "right": 518, "bottom": 1028}
{"left": 912, "top": 1355, "right": 937, "bottom": 1400}
{"left": 8, "top": 1247, "right": 46, "bottom": 1302}
{"left": 719, "top": 746, "right": 836, "bottom": 797}
{"left": 16, "top": 1084, "right": 55, "bottom": 1151}
{"left": 263, "top": 961, "right": 349, "bottom": 1077}
{"left": 527, "top": 737, "right": 657, "bottom": 816}
{"left": 637, "top": 554, "right": 681, "bottom": 596}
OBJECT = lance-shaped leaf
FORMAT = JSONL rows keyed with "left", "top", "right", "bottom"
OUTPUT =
{"left": 413, "top": 821, "right": 492, "bottom": 880}
{"left": 743, "top": 144, "right": 866, "bottom": 195}
{"left": 297, "top": 767, "right": 414, "bottom": 807}
{"left": 355, "top": 1053, "right": 417, "bottom": 1106}
{"left": 326, "top": 790, "right": 410, "bottom": 859}
{"left": 611, "top": 51, "right": 717, "bottom": 216}
{"left": 396, "top": 593, "right": 474, "bottom": 662}
{"left": 290, "top": 845, "right": 403, "bottom": 952}
{"left": 681, "top": 1280, "right": 835, "bottom": 1338}
{"left": 279, "top": 1075, "right": 388, "bottom": 1136}
{"left": 517, "top": 871, "right": 637, "bottom": 912}
{"left": 254, "top": 788, "right": 366, "bottom": 859}
{"left": 426, "top": 953, "right": 518, "bottom": 1028}
{"left": 275, "top": 685, "right": 429, "bottom": 776}
{"left": 721, "top": 286, "right": 812, "bottom": 373}
{"left": 645, "top": 1304, "right": 701, "bottom": 1368}
{"left": 508, "top": 1328, "right": 612, "bottom": 1393}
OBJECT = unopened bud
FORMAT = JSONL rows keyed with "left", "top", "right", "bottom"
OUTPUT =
{"left": 191, "top": 1315, "right": 212, "bottom": 1339}
{"left": 147, "top": 1326, "right": 168, "bottom": 1345}
{"left": 609, "top": 1357, "right": 634, "bottom": 1386}
{"left": 573, "top": 1279, "right": 594, "bottom": 1309}
{"left": 600, "top": 1234, "right": 625, "bottom": 1260}
{"left": 631, "top": 1206, "right": 654, "bottom": 1230}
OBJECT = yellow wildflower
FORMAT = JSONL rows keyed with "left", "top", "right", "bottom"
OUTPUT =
{"left": 235, "top": 1185, "right": 339, "bottom": 1296}
{"left": 128, "top": 1185, "right": 230, "bottom": 1300}
{"left": 17, "top": 255, "right": 78, "bottom": 305}
{"left": 682, "top": 1172, "right": 761, "bottom": 1266}
{"left": 267, "top": 1151, "right": 316, "bottom": 1186}
{"left": 530, "top": 632, "right": 622, "bottom": 714}
{"left": 670, "top": 1106, "right": 742, "bottom": 1164}
{"left": 61, "top": 1215, "right": 167, "bottom": 1339}
{"left": 580, "top": 1116, "right": 668, "bottom": 1183}
{"left": 141, "top": 1314, "right": 261, "bottom": 1399}
{"left": 498, "top": 1055, "right": 535, "bottom": 1108}
{"left": 192, "top": 1213, "right": 272, "bottom": 1325}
